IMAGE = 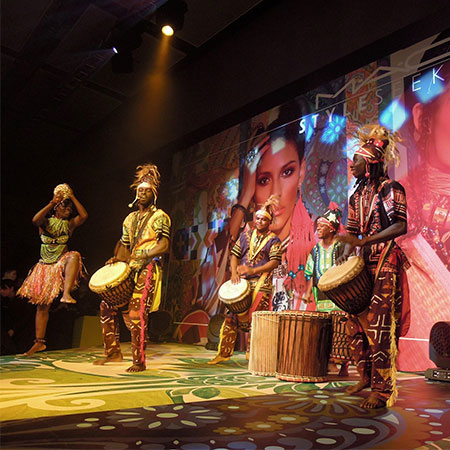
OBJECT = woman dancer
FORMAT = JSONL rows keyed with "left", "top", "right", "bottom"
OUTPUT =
{"left": 18, "top": 184, "right": 87, "bottom": 356}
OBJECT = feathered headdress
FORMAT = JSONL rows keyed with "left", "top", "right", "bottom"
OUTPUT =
{"left": 128, "top": 163, "right": 160, "bottom": 208}
{"left": 354, "top": 124, "right": 402, "bottom": 176}
{"left": 256, "top": 195, "right": 280, "bottom": 222}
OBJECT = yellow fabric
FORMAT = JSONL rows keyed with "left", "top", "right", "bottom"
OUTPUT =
{"left": 386, "top": 272, "right": 398, "bottom": 408}
{"left": 252, "top": 272, "right": 268, "bottom": 303}
{"left": 150, "top": 263, "right": 162, "bottom": 312}
{"left": 122, "top": 209, "right": 171, "bottom": 270}
{"left": 248, "top": 230, "right": 276, "bottom": 262}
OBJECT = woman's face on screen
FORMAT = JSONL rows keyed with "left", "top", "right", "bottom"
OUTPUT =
{"left": 254, "top": 138, "right": 301, "bottom": 239}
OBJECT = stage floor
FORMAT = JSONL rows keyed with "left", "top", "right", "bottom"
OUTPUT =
{"left": 1, "top": 342, "right": 449, "bottom": 449}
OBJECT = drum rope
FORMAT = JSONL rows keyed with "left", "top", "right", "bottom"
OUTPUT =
{"left": 173, "top": 322, "right": 209, "bottom": 326}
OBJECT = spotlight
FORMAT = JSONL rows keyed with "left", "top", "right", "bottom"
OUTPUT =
{"left": 110, "top": 21, "right": 146, "bottom": 73}
{"left": 155, "top": 0, "right": 188, "bottom": 35}
{"left": 161, "top": 25, "right": 174, "bottom": 37}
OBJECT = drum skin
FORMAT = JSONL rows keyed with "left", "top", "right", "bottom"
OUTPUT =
{"left": 89, "top": 262, "right": 134, "bottom": 308}
{"left": 218, "top": 279, "right": 251, "bottom": 314}
{"left": 317, "top": 256, "right": 373, "bottom": 315}
{"left": 276, "top": 311, "right": 332, "bottom": 382}
{"left": 249, "top": 311, "right": 280, "bottom": 376}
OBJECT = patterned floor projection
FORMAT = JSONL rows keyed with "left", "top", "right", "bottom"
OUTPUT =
{"left": 1, "top": 343, "right": 449, "bottom": 449}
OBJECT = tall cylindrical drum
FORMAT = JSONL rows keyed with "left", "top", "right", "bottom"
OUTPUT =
{"left": 276, "top": 311, "right": 332, "bottom": 382}
{"left": 249, "top": 311, "right": 280, "bottom": 376}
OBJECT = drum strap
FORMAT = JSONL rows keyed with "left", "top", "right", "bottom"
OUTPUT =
{"left": 374, "top": 240, "right": 394, "bottom": 281}
{"left": 130, "top": 210, "right": 154, "bottom": 251}
{"left": 248, "top": 272, "right": 268, "bottom": 317}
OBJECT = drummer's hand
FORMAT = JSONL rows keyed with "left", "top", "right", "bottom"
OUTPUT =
{"left": 106, "top": 256, "right": 119, "bottom": 265}
{"left": 231, "top": 272, "right": 241, "bottom": 284}
{"left": 336, "top": 254, "right": 349, "bottom": 265}
{"left": 301, "top": 296, "right": 312, "bottom": 304}
{"left": 237, "top": 265, "right": 253, "bottom": 277}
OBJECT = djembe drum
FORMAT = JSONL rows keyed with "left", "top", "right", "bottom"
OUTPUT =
{"left": 330, "top": 310, "right": 352, "bottom": 362}
{"left": 249, "top": 311, "right": 280, "bottom": 376}
{"left": 317, "top": 256, "right": 372, "bottom": 315}
{"left": 218, "top": 279, "right": 252, "bottom": 314}
{"left": 89, "top": 262, "right": 134, "bottom": 308}
{"left": 276, "top": 311, "right": 332, "bottom": 382}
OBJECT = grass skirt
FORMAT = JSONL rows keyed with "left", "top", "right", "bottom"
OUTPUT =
{"left": 17, "top": 251, "right": 82, "bottom": 305}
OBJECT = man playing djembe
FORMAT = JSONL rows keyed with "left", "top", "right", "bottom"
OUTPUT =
{"left": 337, "top": 124, "right": 410, "bottom": 408}
{"left": 208, "top": 197, "right": 282, "bottom": 365}
{"left": 94, "top": 164, "right": 171, "bottom": 373}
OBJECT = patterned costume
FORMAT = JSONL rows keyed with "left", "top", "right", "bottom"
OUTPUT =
{"left": 215, "top": 227, "right": 282, "bottom": 358}
{"left": 346, "top": 178, "right": 410, "bottom": 405}
{"left": 99, "top": 206, "right": 171, "bottom": 367}
{"left": 18, "top": 217, "right": 83, "bottom": 305}
{"left": 305, "top": 240, "right": 345, "bottom": 312}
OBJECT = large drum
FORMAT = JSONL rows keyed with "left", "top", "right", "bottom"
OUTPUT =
{"left": 249, "top": 311, "right": 280, "bottom": 376}
{"left": 330, "top": 311, "right": 352, "bottom": 362}
{"left": 317, "top": 256, "right": 373, "bottom": 315}
{"left": 89, "top": 262, "right": 134, "bottom": 308}
{"left": 218, "top": 279, "right": 251, "bottom": 314}
{"left": 276, "top": 311, "right": 332, "bottom": 383}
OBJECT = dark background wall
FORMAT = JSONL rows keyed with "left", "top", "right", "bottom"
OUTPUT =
{"left": 3, "top": 0, "right": 450, "bottom": 279}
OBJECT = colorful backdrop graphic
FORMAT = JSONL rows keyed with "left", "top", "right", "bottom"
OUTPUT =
{"left": 166, "top": 33, "right": 450, "bottom": 371}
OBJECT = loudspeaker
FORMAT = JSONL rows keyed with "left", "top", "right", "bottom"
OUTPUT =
{"left": 205, "top": 314, "right": 225, "bottom": 350}
{"left": 425, "top": 321, "right": 450, "bottom": 382}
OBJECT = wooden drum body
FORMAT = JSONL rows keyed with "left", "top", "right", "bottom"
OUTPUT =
{"left": 249, "top": 311, "right": 280, "bottom": 376}
{"left": 218, "top": 279, "right": 251, "bottom": 314}
{"left": 89, "top": 262, "right": 134, "bottom": 308}
{"left": 330, "top": 311, "right": 352, "bottom": 361}
{"left": 276, "top": 311, "right": 332, "bottom": 382}
{"left": 317, "top": 256, "right": 373, "bottom": 315}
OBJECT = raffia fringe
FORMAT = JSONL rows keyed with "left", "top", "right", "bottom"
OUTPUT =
{"left": 386, "top": 273, "right": 398, "bottom": 408}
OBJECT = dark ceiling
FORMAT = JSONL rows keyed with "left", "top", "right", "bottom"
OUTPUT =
{"left": 1, "top": 0, "right": 263, "bottom": 146}
{"left": 2, "top": 0, "right": 450, "bottom": 275}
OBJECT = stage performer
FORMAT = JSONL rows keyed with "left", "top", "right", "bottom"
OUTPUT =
{"left": 18, "top": 184, "right": 87, "bottom": 356}
{"left": 208, "top": 196, "right": 282, "bottom": 364}
{"left": 302, "top": 204, "right": 350, "bottom": 376}
{"left": 337, "top": 124, "right": 410, "bottom": 409}
{"left": 93, "top": 164, "right": 170, "bottom": 373}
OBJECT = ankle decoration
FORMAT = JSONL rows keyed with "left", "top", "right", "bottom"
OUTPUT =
{"left": 34, "top": 338, "right": 46, "bottom": 344}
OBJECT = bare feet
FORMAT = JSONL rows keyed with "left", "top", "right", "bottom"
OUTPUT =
{"left": 345, "top": 380, "right": 370, "bottom": 394}
{"left": 126, "top": 363, "right": 146, "bottom": 373}
{"left": 246, "top": 351, "right": 250, "bottom": 361}
{"left": 361, "top": 392, "right": 386, "bottom": 409}
{"left": 61, "top": 294, "right": 77, "bottom": 304}
{"left": 208, "top": 355, "right": 230, "bottom": 365}
{"left": 93, "top": 352, "right": 123, "bottom": 365}
{"left": 23, "top": 342, "right": 46, "bottom": 356}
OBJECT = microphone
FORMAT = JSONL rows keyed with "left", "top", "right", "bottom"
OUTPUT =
{"left": 128, "top": 197, "right": 138, "bottom": 208}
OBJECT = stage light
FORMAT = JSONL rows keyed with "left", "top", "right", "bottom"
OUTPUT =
{"left": 155, "top": 0, "right": 188, "bottom": 35}
{"left": 425, "top": 321, "right": 450, "bottom": 382}
{"left": 110, "top": 22, "right": 146, "bottom": 73}
{"left": 162, "top": 25, "right": 174, "bottom": 36}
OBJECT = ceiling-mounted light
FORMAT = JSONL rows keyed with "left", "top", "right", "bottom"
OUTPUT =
{"left": 161, "top": 25, "right": 174, "bottom": 37}
{"left": 155, "top": 0, "right": 188, "bottom": 36}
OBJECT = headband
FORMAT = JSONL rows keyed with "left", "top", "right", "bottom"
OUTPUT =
{"left": 317, "top": 216, "right": 336, "bottom": 230}
{"left": 255, "top": 209, "right": 273, "bottom": 221}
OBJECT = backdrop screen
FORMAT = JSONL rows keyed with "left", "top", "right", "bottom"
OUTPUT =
{"left": 166, "top": 33, "right": 450, "bottom": 371}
